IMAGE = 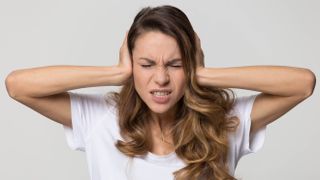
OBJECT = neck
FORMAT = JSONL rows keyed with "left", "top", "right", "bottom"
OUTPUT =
{"left": 149, "top": 109, "right": 176, "bottom": 133}
{"left": 150, "top": 116, "right": 173, "bottom": 134}
{"left": 148, "top": 118, "right": 175, "bottom": 148}
{"left": 147, "top": 103, "right": 180, "bottom": 146}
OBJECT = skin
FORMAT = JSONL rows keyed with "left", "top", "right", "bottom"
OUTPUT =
{"left": 119, "top": 31, "right": 316, "bottom": 156}
{"left": 5, "top": 30, "right": 315, "bottom": 157}
{"left": 132, "top": 31, "right": 186, "bottom": 147}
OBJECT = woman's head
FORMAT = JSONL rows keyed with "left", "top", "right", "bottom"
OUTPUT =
{"left": 126, "top": 5, "right": 200, "bottom": 117}
{"left": 131, "top": 31, "right": 186, "bottom": 118}
{"left": 110, "top": 5, "right": 238, "bottom": 180}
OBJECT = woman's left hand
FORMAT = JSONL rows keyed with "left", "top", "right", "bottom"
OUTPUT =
{"left": 195, "top": 32, "right": 204, "bottom": 68}
{"left": 195, "top": 32, "right": 206, "bottom": 85}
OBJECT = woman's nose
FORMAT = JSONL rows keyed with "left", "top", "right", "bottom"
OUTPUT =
{"left": 154, "top": 66, "right": 169, "bottom": 85}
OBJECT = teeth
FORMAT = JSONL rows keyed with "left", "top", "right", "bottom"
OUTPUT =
{"left": 152, "top": 91, "right": 170, "bottom": 96}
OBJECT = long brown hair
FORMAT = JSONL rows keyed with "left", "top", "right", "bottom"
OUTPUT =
{"left": 107, "top": 5, "right": 239, "bottom": 180}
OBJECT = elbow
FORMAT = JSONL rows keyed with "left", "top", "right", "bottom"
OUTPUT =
{"left": 301, "top": 68, "right": 316, "bottom": 98}
{"left": 5, "top": 70, "right": 20, "bottom": 99}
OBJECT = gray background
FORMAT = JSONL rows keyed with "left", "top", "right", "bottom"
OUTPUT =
{"left": 1, "top": 0, "right": 319, "bottom": 179}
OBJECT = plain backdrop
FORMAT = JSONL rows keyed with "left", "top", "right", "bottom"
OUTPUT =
{"left": 1, "top": 0, "right": 319, "bottom": 179}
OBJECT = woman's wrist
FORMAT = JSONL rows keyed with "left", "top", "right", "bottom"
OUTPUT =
{"left": 196, "top": 67, "right": 208, "bottom": 86}
{"left": 115, "top": 65, "right": 132, "bottom": 85}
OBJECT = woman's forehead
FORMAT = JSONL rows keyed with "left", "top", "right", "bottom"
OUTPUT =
{"left": 133, "top": 31, "right": 181, "bottom": 59}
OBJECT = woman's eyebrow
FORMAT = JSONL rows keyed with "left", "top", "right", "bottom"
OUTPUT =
{"left": 139, "top": 57, "right": 182, "bottom": 64}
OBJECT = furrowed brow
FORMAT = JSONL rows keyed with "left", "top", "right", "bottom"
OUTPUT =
{"left": 169, "top": 59, "right": 182, "bottom": 64}
{"left": 139, "top": 57, "right": 182, "bottom": 64}
{"left": 139, "top": 58, "right": 155, "bottom": 64}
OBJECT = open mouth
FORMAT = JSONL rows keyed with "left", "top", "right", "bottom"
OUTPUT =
{"left": 150, "top": 90, "right": 172, "bottom": 103}
{"left": 150, "top": 91, "right": 172, "bottom": 96}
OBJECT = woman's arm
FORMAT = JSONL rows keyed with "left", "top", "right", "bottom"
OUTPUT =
{"left": 5, "top": 65, "right": 129, "bottom": 128}
{"left": 6, "top": 31, "right": 131, "bottom": 99}
{"left": 196, "top": 66, "right": 316, "bottom": 133}
{"left": 194, "top": 33, "right": 316, "bottom": 134}
{"left": 196, "top": 65, "right": 315, "bottom": 97}
{"left": 5, "top": 65, "right": 129, "bottom": 98}
{"left": 5, "top": 32, "right": 132, "bottom": 128}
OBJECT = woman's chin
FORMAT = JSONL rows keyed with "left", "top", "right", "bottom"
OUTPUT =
{"left": 148, "top": 106, "right": 170, "bottom": 114}
{"left": 146, "top": 103, "right": 173, "bottom": 115}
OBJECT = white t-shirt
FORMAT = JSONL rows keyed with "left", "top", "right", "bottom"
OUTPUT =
{"left": 63, "top": 92, "right": 266, "bottom": 180}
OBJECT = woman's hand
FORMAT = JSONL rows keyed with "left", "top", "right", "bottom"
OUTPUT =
{"left": 195, "top": 32, "right": 205, "bottom": 69}
{"left": 195, "top": 32, "right": 206, "bottom": 85}
{"left": 117, "top": 31, "right": 133, "bottom": 84}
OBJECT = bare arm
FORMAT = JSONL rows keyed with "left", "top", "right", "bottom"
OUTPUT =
{"left": 5, "top": 65, "right": 130, "bottom": 98}
{"left": 194, "top": 33, "right": 316, "bottom": 134}
{"left": 196, "top": 65, "right": 315, "bottom": 97}
{"left": 5, "top": 32, "right": 132, "bottom": 128}
{"left": 196, "top": 66, "right": 316, "bottom": 133}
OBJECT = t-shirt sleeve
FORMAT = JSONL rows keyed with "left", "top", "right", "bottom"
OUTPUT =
{"left": 232, "top": 94, "right": 267, "bottom": 160}
{"left": 62, "top": 92, "right": 108, "bottom": 152}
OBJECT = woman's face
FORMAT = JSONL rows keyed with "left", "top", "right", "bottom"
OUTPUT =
{"left": 132, "top": 31, "right": 186, "bottom": 116}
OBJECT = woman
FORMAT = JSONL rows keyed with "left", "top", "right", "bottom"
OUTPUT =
{"left": 5, "top": 5, "right": 316, "bottom": 180}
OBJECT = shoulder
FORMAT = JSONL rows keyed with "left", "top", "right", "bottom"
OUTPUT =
{"left": 227, "top": 93, "right": 266, "bottom": 158}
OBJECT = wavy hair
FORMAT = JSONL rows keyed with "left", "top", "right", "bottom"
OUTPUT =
{"left": 107, "top": 5, "right": 240, "bottom": 180}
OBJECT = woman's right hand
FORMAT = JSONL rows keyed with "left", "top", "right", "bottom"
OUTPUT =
{"left": 117, "top": 31, "right": 133, "bottom": 84}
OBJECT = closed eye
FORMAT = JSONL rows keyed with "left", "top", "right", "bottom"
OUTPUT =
{"left": 140, "top": 64, "right": 182, "bottom": 68}
{"left": 171, "top": 65, "right": 182, "bottom": 68}
{"left": 141, "top": 65, "right": 152, "bottom": 68}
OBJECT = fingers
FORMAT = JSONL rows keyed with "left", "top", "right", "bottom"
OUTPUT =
{"left": 120, "top": 31, "right": 130, "bottom": 58}
{"left": 194, "top": 32, "right": 205, "bottom": 67}
{"left": 118, "top": 31, "right": 132, "bottom": 73}
{"left": 121, "top": 31, "right": 129, "bottom": 48}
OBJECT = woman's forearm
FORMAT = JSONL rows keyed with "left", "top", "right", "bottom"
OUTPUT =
{"left": 196, "top": 65, "right": 316, "bottom": 97}
{"left": 5, "top": 65, "right": 129, "bottom": 98}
